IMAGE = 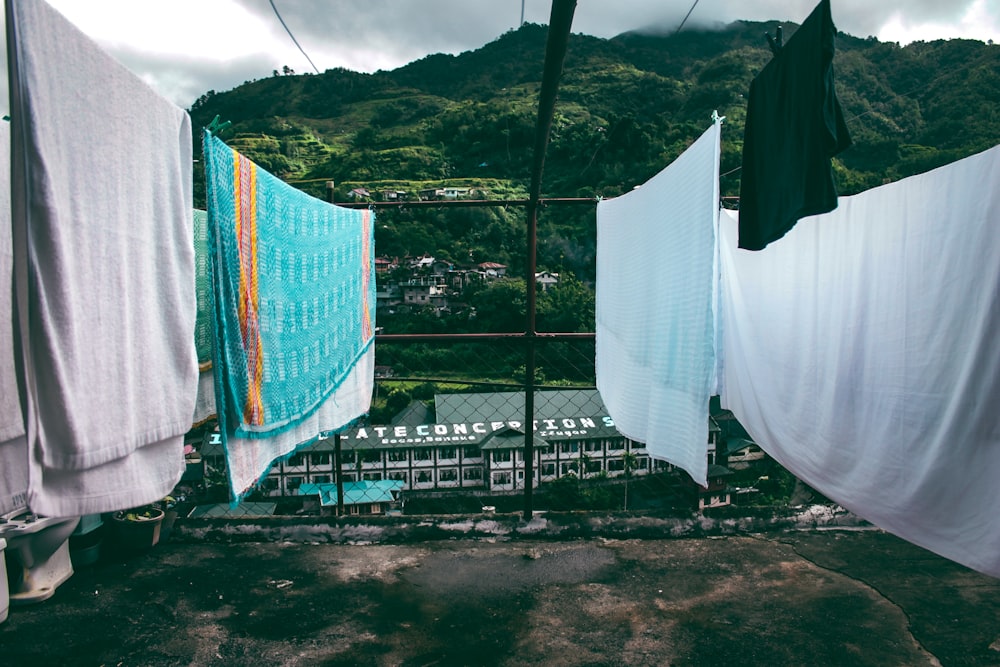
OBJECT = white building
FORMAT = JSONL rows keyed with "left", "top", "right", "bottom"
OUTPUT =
{"left": 199, "top": 389, "right": 722, "bottom": 499}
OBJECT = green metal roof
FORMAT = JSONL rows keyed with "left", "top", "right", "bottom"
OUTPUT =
{"left": 434, "top": 388, "right": 609, "bottom": 423}
{"left": 479, "top": 427, "right": 551, "bottom": 450}
{"left": 298, "top": 480, "right": 404, "bottom": 507}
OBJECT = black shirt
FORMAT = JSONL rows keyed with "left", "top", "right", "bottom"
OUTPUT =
{"left": 738, "top": 0, "right": 852, "bottom": 250}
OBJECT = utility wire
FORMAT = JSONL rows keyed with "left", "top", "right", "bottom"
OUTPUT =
{"left": 675, "top": 0, "right": 700, "bottom": 35}
{"left": 268, "top": 0, "right": 320, "bottom": 74}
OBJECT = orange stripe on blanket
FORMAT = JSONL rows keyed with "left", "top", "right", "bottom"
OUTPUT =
{"left": 234, "top": 149, "right": 264, "bottom": 425}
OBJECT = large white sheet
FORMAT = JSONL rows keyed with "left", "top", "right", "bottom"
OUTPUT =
{"left": 596, "top": 121, "right": 720, "bottom": 486}
{"left": 720, "top": 145, "right": 1000, "bottom": 577}
{"left": 7, "top": 0, "right": 195, "bottom": 515}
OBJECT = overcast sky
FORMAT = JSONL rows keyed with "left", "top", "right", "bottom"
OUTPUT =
{"left": 24, "top": 0, "right": 1000, "bottom": 109}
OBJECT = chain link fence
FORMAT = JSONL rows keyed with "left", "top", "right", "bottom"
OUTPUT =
{"left": 176, "top": 203, "right": 794, "bottom": 522}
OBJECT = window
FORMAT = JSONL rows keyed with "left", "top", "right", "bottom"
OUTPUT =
{"left": 413, "top": 448, "right": 433, "bottom": 461}
{"left": 439, "top": 468, "right": 458, "bottom": 482}
{"left": 463, "top": 445, "right": 481, "bottom": 458}
{"left": 492, "top": 472, "right": 511, "bottom": 486}
{"left": 463, "top": 467, "right": 483, "bottom": 481}
{"left": 493, "top": 450, "right": 511, "bottom": 463}
{"left": 541, "top": 463, "right": 556, "bottom": 476}
{"left": 261, "top": 478, "right": 279, "bottom": 491}
{"left": 560, "top": 442, "right": 579, "bottom": 454}
{"left": 360, "top": 450, "right": 381, "bottom": 464}
{"left": 311, "top": 475, "right": 330, "bottom": 484}
{"left": 286, "top": 454, "right": 304, "bottom": 467}
{"left": 585, "top": 459, "right": 602, "bottom": 473}
{"left": 416, "top": 470, "right": 432, "bottom": 483}
{"left": 636, "top": 456, "right": 648, "bottom": 470}
{"left": 363, "top": 472, "right": 382, "bottom": 481}
{"left": 340, "top": 473, "right": 357, "bottom": 482}
{"left": 560, "top": 462, "right": 577, "bottom": 476}
{"left": 438, "top": 447, "right": 456, "bottom": 460}
{"left": 287, "top": 476, "right": 303, "bottom": 491}
{"left": 388, "top": 450, "right": 408, "bottom": 462}
{"left": 607, "top": 459, "right": 625, "bottom": 472}
{"left": 388, "top": 471, "right": 408, "bottom": 484}
{"left": 584, "top": 440, "right": 603, "bottom": 453}
{"left": 310, "top": 453, "right": 330, "bottom": 466}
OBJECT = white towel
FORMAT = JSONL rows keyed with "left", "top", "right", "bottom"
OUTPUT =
{"left": 191, "top": 369, "right": 217, "bottom": 427}
{"left": 0, "top": 116, "right": 29, "bottom": 515}
{"left": 719, "top": 145, "right": 1000, "bottom": 578}
{"left": 596, "top": 121, "right": 721, "bottom": 486}
{"left": 7, "top": 0, "right": 195, "bottom": 515}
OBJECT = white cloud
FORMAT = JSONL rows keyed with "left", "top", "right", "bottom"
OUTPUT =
{"left": 31, "top": 0, "right": 1000, "bottom": 108}
{"left": 877, "top": 0, "right": 999, "bottom": 44}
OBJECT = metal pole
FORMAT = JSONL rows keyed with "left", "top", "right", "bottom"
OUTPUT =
{"left": 334, "top": 434, "right": 345, "bottom": 516}
{"left": 334, "top": 197, "right": 595, "bottom": 209}
{"left": 522, "top": 0, "right": 578, "bottom": 521}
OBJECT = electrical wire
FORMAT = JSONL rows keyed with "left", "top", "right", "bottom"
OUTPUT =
{"left": 268, "top": 0, "right": 321, "bottom": 75}
{"left": 675, "top": 0, "right": 700, "bottom": 35}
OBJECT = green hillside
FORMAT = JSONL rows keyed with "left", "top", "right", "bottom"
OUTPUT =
{"left": 190, "top": 20, "right": 1000, "bottom": 276}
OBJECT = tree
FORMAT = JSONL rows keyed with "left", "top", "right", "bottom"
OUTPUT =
{"left": 536, "top": 273, "right": 595, "bottom": 333}
{"left": 466, "top": 278, "right": 527, "bottom": 333}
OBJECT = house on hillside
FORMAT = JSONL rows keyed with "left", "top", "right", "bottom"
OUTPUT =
{"left": 402, "top": 282, "right": 447, "bottom": 310}
{"left": 375, "top": 283, "right": 402, "bottom": 311}
{"left": 723, "top": 438, "right": 766, "bottom": 469}
{"left": 535, "top": 270, "right": 559, "bottom": 291}
{"left": 349, "top": 187, "right": 371, "bottom": 200}
{"left": 374, "top": 256, "right": 397, "bottom": 273}
{"left": 410, "top": 254, "right": 435, "bottom": 271}
{"left": 381, "top": 189, "right": 408, "bottom": 201}
{"left": 478, "top": 262, "right": 507, "bottom": 278}
{"left": 698, "top": 464, "right": 733, "bottom": 509}
{"left": 431, "top": 259, "right": 454, "bottom": 276}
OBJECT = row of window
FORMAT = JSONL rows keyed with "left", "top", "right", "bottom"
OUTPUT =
{"left": 272, "top": 457, "right": 653, "bottom": 493}
{"left": 283, "top": 440, "right": 629, "bottom": 469}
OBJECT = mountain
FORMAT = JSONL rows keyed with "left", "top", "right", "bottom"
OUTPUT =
{"left": 189, "top": 21, "right": 1000, "bottom": 275}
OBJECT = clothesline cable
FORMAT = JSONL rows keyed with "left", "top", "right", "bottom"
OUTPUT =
{"left": 268, "top": 0, "right": 321, "bottom": 75}
{"left": 675, "top": 0, "right": 701, "bottom": 35}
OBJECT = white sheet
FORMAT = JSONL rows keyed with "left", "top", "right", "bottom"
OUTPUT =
{"left": 720, "top": 144, "right": 1000, "bottom": 578}
{"left": 596, "top": 121, "right": 721, "bottom": 486}
{"left": 7, "top": 0, "right": 195, "bottom": 515}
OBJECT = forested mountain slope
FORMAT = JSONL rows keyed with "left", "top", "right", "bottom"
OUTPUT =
{"left": 189, "top": 20, "right": 999, "bottom": 275}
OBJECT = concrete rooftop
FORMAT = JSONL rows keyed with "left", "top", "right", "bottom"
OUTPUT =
{"left": 2, "top": 515, "right": 999, "bottom": 666}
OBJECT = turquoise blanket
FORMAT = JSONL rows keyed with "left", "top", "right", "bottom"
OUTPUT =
{"left": 204, "top": 131, "right": 375, "bottom": 440}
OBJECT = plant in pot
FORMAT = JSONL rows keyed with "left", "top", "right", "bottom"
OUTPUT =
{"left": 109, "top": 503, "right": 165, "bottom": 553}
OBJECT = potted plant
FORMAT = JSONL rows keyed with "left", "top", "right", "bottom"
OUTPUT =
{"left": 109, "top": 503, "right": 165, "bottom": 553}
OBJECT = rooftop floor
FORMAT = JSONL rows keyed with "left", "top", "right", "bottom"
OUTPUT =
{"left": 3, "top": 523, "right": 999, "bottom": 666}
